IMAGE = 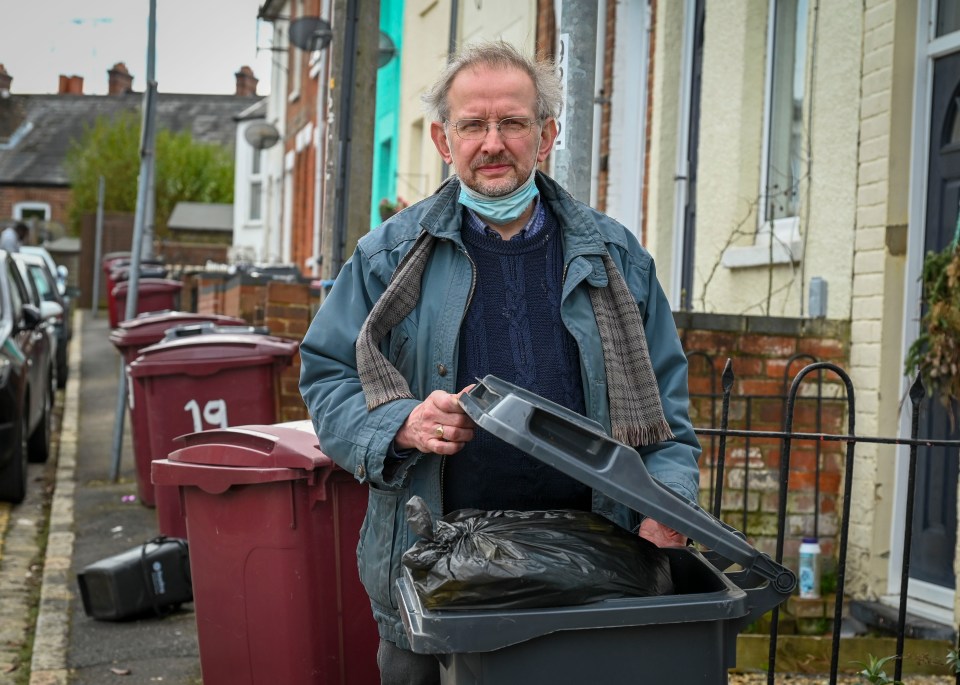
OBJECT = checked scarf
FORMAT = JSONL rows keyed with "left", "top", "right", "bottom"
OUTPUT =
{"left": 355, "top": 230, "right": 674, "bottom": 447}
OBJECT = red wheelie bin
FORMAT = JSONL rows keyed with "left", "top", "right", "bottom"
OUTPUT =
{"left": 152, "top": 422, "right": 379, "bottom": 685}
{"left": 108, "top": 311, "right": 249, "bottom": 506}
{"left": 109, "top": 278, "right": 182, "bottom": 328}
{"left": 129, "top": 333, "right": 298, "bottom": 537}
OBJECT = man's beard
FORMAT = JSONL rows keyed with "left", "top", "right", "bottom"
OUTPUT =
{"left": 466, "top": 154, "right": 527, "bottom": 197}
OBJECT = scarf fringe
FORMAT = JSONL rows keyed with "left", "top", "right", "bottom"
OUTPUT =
{"left": 612, "top": 419, "right": 675, "bottom": 448}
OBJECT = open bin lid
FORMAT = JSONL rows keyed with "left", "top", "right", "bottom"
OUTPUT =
{"left": 459, "top": 375, "right": 796, "bottom": 595}
{"left": 128, "top": 333, "right": 298, "bottom": 379}
{"left": 108, "top": 311, "right": 247, "bottom": 349}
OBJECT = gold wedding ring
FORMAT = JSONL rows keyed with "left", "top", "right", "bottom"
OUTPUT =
{"left": 434, "top": 425, "right": 445, "bottom": 440}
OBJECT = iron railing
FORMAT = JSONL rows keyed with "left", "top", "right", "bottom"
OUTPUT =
{"left": 689, "top": 356, "right": 960, "bottom": 684}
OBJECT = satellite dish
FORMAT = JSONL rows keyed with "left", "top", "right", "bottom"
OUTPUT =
{"left": 244, "top": 121, "right": 281, "bottom": 150}
{"left": 378, "top": 31, "right": 396, "bottom": 68}
{"left": 289, "top": 16, "right": 333, "bottom": 52}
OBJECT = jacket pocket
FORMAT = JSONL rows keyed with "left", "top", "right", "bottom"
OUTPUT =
{"left": 357, "top": 484, "right": 407, "bottom": 610}
{"left": 388, "top": 327, "right": 414, "bottom": 381}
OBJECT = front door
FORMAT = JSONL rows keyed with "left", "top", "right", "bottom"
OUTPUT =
{"left": 912, "top": 50, "right": 960, "bottom": 590}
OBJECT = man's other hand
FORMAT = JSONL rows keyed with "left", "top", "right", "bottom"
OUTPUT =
{"left": 638, "top": 518, "right": 687, "bottom": 547}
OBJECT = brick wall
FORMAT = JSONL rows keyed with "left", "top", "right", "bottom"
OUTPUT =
{"left": 676, "top": 312, "right": 850, "bottom": 568}
{"left": 198, "top": 275, "right": 317, "bottom": 422}
{"left": 265, "top": 281, "right": 312, "bottom": 422}
{"left": 0, "top": 185, "right": 72, "bottom": 226}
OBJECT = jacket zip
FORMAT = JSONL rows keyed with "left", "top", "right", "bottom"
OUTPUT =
{"left": 439, "top": 244, "right": 477, "bottom": 516}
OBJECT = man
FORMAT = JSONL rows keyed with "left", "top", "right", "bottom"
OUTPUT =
{"left": 0, "top": 222, "right": 28, "bottom": 252}
{"left": 300, "top": 41, "right": 701, "bottom": 684}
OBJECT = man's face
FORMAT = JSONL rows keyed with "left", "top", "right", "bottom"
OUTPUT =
{"left": 430, "top": 65, "right": 558, "bottom": 197}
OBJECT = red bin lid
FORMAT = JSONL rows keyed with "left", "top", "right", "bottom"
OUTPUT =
{"left": 111, "top": 278, "right": 183, "bottom": 296}
{"left": 108, "top": 311, "right": 247, "bottom": 350}
{"left": 128, "top": 332, "right": 298, "bottom": 378}
{"left": 152, "top": 422, "right": 333, "bottom": 492}
{"left": 168, "top": 422, "right": 329, "bottom": 470}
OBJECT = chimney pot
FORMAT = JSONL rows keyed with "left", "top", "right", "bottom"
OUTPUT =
{"left": 58, "top": 74, "right": 84, "bottom": 95}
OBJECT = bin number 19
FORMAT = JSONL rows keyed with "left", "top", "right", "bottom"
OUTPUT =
{"left": 183, "top": 399, "right": 229, "bottom": 432}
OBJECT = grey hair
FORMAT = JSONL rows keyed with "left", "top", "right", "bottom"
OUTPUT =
{"left": 422, "top": 41, "right": 563, "bottom": 123}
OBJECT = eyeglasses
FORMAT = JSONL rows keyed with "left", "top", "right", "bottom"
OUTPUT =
{"left": 447, "top": 117, "right": 539, "bottom": 140}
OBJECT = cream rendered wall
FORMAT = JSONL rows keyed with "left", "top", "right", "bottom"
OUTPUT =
{"left": 690, "top": 0, "right": 768, "bottom": 313}
{"left": 691, "top": 2, "right": 859, "bottom": 319}
{"left": 458, "top": 0, "right": 537, "bottom": 52}
{"left": 395, "top": 0, "right": 537, "bottom": 205}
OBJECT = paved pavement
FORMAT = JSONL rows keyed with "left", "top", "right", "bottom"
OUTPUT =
{"left": 1, "top": 310, "right": 201, "bottom": 685}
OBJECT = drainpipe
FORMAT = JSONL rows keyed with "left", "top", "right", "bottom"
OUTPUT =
{"left": 670, "top": 0, "right": 696, "bottom": 310}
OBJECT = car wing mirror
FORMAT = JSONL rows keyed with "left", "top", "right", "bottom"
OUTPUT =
{"left": 39, "top": 301, "right": 64, "bottom": 321}
{"left": 19, "top": 303, "right": 42, "bottom": 331}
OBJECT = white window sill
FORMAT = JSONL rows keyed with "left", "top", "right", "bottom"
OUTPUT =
{"left": 722, "top": 239, "right": 802, "bottom": 269}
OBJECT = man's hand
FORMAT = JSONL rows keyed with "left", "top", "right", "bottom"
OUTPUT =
{"left": 638, "top": 518, "right": 687, "bottom": 548}
{"left": 395, "top": 388, "right": 476, "bottom": 455}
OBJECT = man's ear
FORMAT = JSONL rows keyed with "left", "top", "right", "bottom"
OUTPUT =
{"left": 430, "top": 121, "right": 453, "bottom": 164}
{"left": 537, "top": 118, "right": 559, "bottom": 163}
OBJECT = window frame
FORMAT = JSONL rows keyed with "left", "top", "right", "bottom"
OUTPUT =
{"left": 13, "top": 201, "right": 51, "bottom": 222}
{"left": 723, "top": 0, "right": 808, "bottom": 269}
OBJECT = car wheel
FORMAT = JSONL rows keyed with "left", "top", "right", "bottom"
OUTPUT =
{"left": 27, "top": 383, "right": 52, "bottom": 463}
{"left": 0, "top": 412, "right": 28, "bottom": 503}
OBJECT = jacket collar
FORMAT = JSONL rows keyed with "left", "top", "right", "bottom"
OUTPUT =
{"left": 419, "top": 172, "right": 611, "bottom": 263}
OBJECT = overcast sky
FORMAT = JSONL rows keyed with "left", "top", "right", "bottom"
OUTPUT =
{"left": 1, "top": 0, "right": 275, "bottom": 96}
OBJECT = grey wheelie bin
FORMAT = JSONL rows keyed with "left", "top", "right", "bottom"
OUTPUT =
{"left": 396, "top": 375, "right": 796, "bottom": 685}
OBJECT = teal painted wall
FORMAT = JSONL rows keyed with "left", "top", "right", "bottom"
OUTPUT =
{"left": 371, "top": 0, "right": 404, "bottom": 229}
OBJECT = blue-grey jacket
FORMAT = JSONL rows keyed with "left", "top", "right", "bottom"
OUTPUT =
{"left": 299, "top": 172, "right": 701, "bottom": 648}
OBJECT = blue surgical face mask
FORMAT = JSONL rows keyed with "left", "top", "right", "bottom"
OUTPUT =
{"left": 457, "top": 169, "right": 539, "bottom": 224}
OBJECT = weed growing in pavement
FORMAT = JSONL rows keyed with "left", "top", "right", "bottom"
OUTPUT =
{"left": 854, "top": 654, "right": 903, "bottom": 685}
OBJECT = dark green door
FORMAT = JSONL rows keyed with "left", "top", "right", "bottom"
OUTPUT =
{"left": 912, "top": 50, "right": 960, "bottom": 589}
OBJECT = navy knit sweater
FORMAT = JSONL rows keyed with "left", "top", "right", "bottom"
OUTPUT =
{"left": 443, "top": 208, "right": 592, "bottom": 513}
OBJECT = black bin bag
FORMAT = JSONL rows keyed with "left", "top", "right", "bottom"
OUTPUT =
{"left": 401, "top": 495, "right": 673, "bottom": 611}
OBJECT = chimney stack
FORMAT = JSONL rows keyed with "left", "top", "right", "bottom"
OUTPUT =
{"left": 234, "top": 66, "right": 258, "bottom": 96}
{"left": 108, "top": 62, "right": 133, "bottom": 95}
{"left": 57, "top": 74, "right": 84, "bottom": 95}
{"left": 0, "top": 64, "right": 11, "bottom": 97}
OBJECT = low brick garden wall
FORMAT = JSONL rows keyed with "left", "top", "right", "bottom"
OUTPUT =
{"left": 675, "top": 312, "right": 850, "bottom": 571}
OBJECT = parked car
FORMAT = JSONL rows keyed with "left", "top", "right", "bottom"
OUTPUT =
{"left": 21, "top": 247, "right": 73, "bottom": 344}
{"left": 0, "top": 250, "right": 56, "bottom": 503}
{"left": 16, "top": 252, "right": 70, "bottom": 387}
